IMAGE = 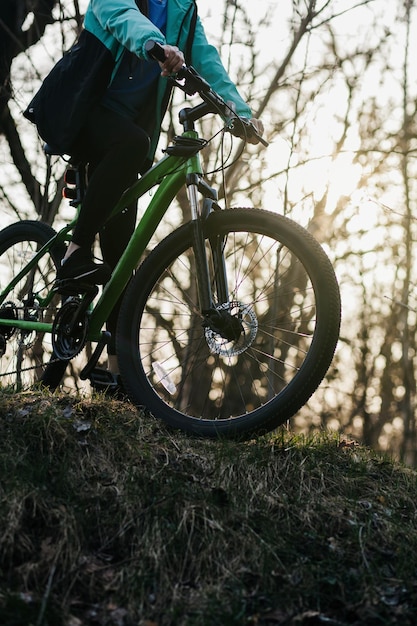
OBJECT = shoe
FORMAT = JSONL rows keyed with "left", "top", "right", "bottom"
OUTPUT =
{"left": 57, "top": 248, "right": 111, "bottom": 285}
{"left": 89, "top": 368, "right": 127, "bottom": 400}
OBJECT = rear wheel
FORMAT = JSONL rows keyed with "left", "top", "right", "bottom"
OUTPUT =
{"left": 0, "top": 220, "right": 67, "bottom": 390}
{"left": 117, "top": 208, "right": 341, "bottom": 438}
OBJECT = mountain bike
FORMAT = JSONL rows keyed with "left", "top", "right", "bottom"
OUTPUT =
{"left": 0, "top": 42, "right": 341, "bottom": 439}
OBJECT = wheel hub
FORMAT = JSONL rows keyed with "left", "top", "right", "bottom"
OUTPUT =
{"left": 204, "top": 301, "right": 258, "bottom": 357}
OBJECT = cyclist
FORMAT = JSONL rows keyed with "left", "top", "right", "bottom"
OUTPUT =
{"left": 55, "top": 0, "right": 264, "bottom": 383}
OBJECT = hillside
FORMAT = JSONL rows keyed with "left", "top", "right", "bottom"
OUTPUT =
{"left": 1, "top": 390, "right": 417, "bottom": 625}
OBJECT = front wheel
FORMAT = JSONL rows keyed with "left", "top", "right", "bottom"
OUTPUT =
{"left": 117, "top": 208, "right": 341, "bottom": 438}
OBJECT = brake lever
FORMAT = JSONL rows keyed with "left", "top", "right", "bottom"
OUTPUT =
{"left": 174, "top": 66, "right": 212, "bottom": 96}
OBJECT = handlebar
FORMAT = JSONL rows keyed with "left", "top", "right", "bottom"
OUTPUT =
{"left": 145, "top": 40, "right": 268, "bottom": 147}
{"left": 145, "top": 40, "right": 166, "bottom": 63}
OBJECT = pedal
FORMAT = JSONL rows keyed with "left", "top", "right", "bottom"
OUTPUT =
{"left": 88, "top": 367, "right": 127, "bottom": 400}
{"left": 53, "top": 278, "right": 98, "bottom": 296}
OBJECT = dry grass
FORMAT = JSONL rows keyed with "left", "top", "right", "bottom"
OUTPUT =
{"left": 1, "top": 389, "right": 417, "bottom": 625}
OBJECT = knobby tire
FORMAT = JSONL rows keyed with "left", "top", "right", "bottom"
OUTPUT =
{"left": 116, "top": 208, "right": 341, "bottom": 439}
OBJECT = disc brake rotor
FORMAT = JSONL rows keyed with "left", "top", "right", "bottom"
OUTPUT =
{"left": 204, "top": 301, "right": 258, "bottom": 357}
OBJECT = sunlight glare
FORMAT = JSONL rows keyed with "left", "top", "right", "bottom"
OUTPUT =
{"left": 326, "top": 154, "right": 362, "bottom": 212}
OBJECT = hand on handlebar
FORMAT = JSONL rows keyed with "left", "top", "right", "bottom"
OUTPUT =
{"left": 247, "top": 118, "right": 265, "bottom": 145}
{"left": 156, "top": 44, "right": 185, "bottom": 77}
{"left": 228, "top": 116, "right": 268, "bottom": 146}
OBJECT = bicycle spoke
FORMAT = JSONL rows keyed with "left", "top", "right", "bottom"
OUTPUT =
{"left": 117, "top": 208, "right": 340, "bottom": 437}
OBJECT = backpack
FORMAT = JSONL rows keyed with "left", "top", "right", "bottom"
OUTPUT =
{"left": 24, "top": 30, "right": 114, "bottom": 154}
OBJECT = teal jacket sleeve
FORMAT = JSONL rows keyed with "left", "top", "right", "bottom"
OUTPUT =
{"left": 86, "top": 0, "right": 165, "bottom": 60}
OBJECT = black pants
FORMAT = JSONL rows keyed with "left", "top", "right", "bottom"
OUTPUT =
{"left": 71, "top": 105, "right": 151, "bottom": 354}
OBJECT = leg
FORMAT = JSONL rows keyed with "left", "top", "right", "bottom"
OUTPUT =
{"left": 100, "top": 195, "right": 138, "bottom": 366}
{"left": 59, "top": 106, "right": 149, "bottom": 282}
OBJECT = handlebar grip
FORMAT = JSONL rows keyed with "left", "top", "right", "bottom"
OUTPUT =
{"left": 145, "top": 40, "right": 166, "bottom": 63}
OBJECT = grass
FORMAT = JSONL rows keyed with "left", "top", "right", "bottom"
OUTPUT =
{"left": 1, "top": 389, "right": 417, "bottom": 625}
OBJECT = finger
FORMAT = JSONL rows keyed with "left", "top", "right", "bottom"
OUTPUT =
{"left": 160, "top": 47, "right": 184, "bottom": 74}
{"left": 250, "top": 119, "right": 264, "bottom": 136}
{"left": 161, "top": 60, "right": 183, "bottom": 75}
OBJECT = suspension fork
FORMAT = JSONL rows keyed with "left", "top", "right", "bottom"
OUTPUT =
{"left": 186, "top": 174, "right": 229, "bottom": 311}
{"left": 208, "top": 222, "right": 229, "bottom": 305}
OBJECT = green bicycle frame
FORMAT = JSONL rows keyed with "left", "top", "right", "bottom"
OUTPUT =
{"left": 0, "top": 132, "right": 203, "bottom": 342}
